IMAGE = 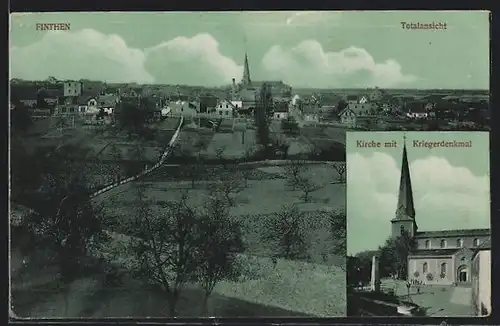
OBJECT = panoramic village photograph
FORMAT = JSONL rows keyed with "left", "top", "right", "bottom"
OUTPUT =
{"left": 346, "top": 132, "right": 491, "bottom": 317}
{"left": 9, "top": 11, "right": 489, "bottom": 318}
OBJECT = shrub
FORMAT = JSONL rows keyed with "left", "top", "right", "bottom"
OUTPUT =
{"left": 413, "top": 271, "right": 420, "bottom": 278}
{"left": 426, "top": 273, "right": 434, "bottom": 281}
{"left": 440, "top": 272, "right": 446, "bottom": 279}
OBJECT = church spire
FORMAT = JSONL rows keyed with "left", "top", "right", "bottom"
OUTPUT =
{"left": 242, "top": 52, "right": 252, "bottom": 86}
{"left": 395, "top": 135, "right": 415, "bottom": 220}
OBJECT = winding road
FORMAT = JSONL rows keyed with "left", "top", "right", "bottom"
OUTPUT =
{"left": 89, "top": 117, "right": 184, "bottom": 199}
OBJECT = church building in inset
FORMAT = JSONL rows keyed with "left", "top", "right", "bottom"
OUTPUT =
{"left": 391, "top": 138, "right": 490, "bottom": 285}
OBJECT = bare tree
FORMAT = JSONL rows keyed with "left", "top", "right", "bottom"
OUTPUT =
{"left": 196, "top": 195, "right": 244, "bottom": 314}
{"left": 332, "top": 162, "right": 346, "bottom": 184}
{"left": 296, "top": 176, "right": 321, "bottom": 203}
{"left": 212, "top": 170, "right": 243, "bottom": 207}
{"left": 284, "top": 159, "right": 306, "bottom": 190}
{"left": 263, "top": 204, "right": 308, "bottom": 260}
{"left": 126, "top": 190, "right": 201, "bottom": 316}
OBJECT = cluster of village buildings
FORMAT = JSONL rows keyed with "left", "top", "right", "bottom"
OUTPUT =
{"left": 10, "top": 53, "right": 489, "bottom": 129}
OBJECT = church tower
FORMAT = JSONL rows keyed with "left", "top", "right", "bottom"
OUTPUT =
{"left": 391, "top": 136, "right": 418, "bottom": 238}
{"left": 241, "top": 52, "right": 252, "bottom": 86}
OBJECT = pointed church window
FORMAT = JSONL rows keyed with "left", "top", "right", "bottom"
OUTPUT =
{"left": 422, "top": 262, "right": 428, "bottom": 273}
{"left": 440, "top": 239, "right": 446, "bottom": 248}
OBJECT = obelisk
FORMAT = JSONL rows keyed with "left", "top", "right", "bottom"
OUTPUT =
{"left": 370, "top": 255, "right": 381, "bottom": 292}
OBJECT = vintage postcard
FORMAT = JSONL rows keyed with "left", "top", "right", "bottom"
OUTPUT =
{"left": 9, "top": 10, "right": 489, "bottom": 319}
{"left": 346, "top": 131, "right": 491, "bottom": 317}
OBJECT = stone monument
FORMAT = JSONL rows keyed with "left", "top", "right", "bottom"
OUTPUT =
{"left": 370, "top": 255, "right": 381, "bottom": 292}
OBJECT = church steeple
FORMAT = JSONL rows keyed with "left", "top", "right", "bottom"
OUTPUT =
{"left": 395, "top": 135, "right": 415, "bottom": 220}
{"left": 242, "top": 52, "right": 252, "bottom": 86}
{"left": 391, "top": 135, "right": 417, "bottom": 238}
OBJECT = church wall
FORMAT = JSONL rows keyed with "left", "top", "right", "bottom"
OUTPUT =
{"left": 408, "top": 256, "right": 455, "bottom": 285}
{"left": 416, "top": 235, "right": 490, "bottom": 250}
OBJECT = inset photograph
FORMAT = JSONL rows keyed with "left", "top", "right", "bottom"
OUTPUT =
{"left": 346, "top": 131, "right": 491, "bottom": 317}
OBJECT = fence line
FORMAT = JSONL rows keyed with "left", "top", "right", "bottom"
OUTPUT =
{"left": 89, "top": 117, "right": 184, "bottom": 199}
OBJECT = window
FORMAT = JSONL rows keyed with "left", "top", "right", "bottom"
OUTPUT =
{"left": 423, "top": 262, "right": 428, "bottom": 273}
{"left": 225, "top": 111, "right": 229, "bottom": 116}
{"left": 80, "top": 107, "right": 85, "bottom": 112}
{"left": 473, "top": 238, "right": 480, "bottom": 247}
{"left": 425, "top": 240, "right": 430, "bottom": 249}
{"left": 62, "top": 107, "right": 67, "bottom": 113}
{"left": 219, "top": 111, "right": 222, "bottom": 116}
{"left": 400, "top": 225, "right": 405, "bottom": 235}
{"left": 69, "top": 107, "right": 74, "bottom": 113}
{"left": 225, "top": 104, "right": 228, "bottom": 108}
{"left": 440, "top": 239, "right": 446, "bottom": 248}
{"left": 441, "top": 263, "right": 447, "bottom": 276}
{"left": 457, "top": 238, "right": 463, "bottom": 248}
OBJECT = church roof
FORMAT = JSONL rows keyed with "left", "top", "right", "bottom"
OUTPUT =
{"left": 414, "top": 228, "right": 490, "bottom": 238}
{"left": 394, "top": 138, "right": 416, "bottom": 220}
{"left": 242, "top": 53, "right": 251, "bottom": 86}
{"left": 409, "top": 248, "right": 460, "bottom": 257}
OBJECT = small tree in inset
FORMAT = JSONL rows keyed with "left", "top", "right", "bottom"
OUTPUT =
{"left": 332, "top": 162, "right": 346, "bottom": 184}
{"left": 263, "top": 204, "right": 308, "bottom": 260}
{"left": 296, "top": 176, "right": 320, "bottom": 203}
{"left": 284, "top": 159, "right": 306, "bottom": 190}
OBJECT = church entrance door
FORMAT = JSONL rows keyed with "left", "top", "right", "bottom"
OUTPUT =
{"left": 457, "top": 265, "right": 468, "bottom": 283}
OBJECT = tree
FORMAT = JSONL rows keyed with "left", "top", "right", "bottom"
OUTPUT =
{"left": 196, "top": 195, "right": 244, "bottom": 314}
{"left": 263, "top": 205, "right": 308, "bottom": 260}
{"left": 21, "top": 143, "right": 111, "bottom": 281}
{"left": 284, "top": 159, "right": 306, "bottom": 191}
{"left": 117, "top": 101, "right": 146, "bottom": 137}
{"left": 10, "top": 104, "right": 33, "bottom": 134}
{"left": 254, "top": 83, "right": 272, "bottom": 153}
{"left": 378, "top": 231, "right": 417, "bottom": 279}
{"left": 296, "top": 176, "right": 321, "bottom": 203}
{"left": 331, "top": 162, "right": 346, "bottom": 184}
{"left": 327, "top": 210, "right": 346, "bottom": 268}
{"left": 211, "top": 169, "right": 243, "bottom": 207}
{"left": 127, "top": 191, "right": 200, "bottom": 316}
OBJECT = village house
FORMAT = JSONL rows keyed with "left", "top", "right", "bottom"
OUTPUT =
{"left": 302, "top": 104, "right": 319, "bottom": 122}
{"left": 63, "top": 81, "right": 83, "bottom": 97}
{"left": 76, "top": 95, "right": 99, "bottom": 115}
{"left": 405, "top": 102, "right": 428, "bottom": 119}
{"left": 339, "top": 107, "right": 357, "bottom": 127}
{"left": 215, "top": 99, "right": 235, "bottom": 118}
{"left": 273, "top": 102, "right": 289, "bottom": 120}
{"left": 10, "top": 85, "right": 38, "bottom": 108}
{"left": 369, "top": 87, "right": 384, "bottom": 102}
{"left": 199, "top": 95, "right": 218, "bottom": 113}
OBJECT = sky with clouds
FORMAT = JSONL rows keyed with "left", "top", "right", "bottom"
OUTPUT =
{"left": 10, "top": 11, "right": 489, "bottom": 89}
{"left": 346, "top": 132, "right": 490, "bottom": 255}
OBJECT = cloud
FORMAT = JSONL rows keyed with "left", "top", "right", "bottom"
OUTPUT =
{"left": 261, "top": 41, "right": 417, "bottom": 88}
{"left": 10, "top": 30, "right": 242, "bottom": 86}
{"left": 347, "top": 152, "right": 490, "bottom": 255}
{"left": 144, "top": 33, "right": 243, "bottom": 86}
{"left": 10, "top": 29, "right": 154, "bottom": 83}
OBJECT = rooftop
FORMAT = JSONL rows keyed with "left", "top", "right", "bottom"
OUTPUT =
{"left": 415, "top": 228, "right": 490, "bottom": 238}
{"left": 409, "top": 248, "right": 460, "bottom": 257}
